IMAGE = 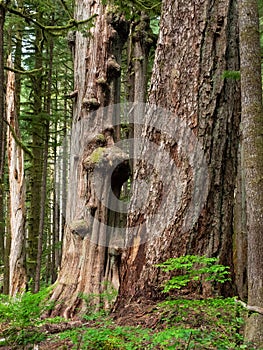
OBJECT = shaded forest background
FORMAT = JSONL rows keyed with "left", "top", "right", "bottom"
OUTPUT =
{"left": 0, "top": 0, "right": 263, "bottom": 348}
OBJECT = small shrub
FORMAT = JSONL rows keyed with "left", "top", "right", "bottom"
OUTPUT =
{"left": 157, "top": 297, "right": 246, "bottom": 349}
{"left": 156, "top": 255, "right": 230, "bottom": 292}
{"left": 0, "top": 287, "right": 54, "bottom": 346}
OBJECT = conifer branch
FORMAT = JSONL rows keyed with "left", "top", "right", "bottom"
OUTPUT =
{"left": 4, "top": 66, "right": 43, "bottom": 75}
{"left": 6, "top": 5, "right": 97, "bottom": 35}
{"left": 133, "top": 0, "right": 161, "bottom": 11}
{"left": 59, "top": 0, "right": 72, "bottom": 18}
{"left": 4, "top": 120, "right": 33, "bottom": 158}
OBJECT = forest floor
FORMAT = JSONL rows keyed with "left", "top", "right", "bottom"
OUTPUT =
{"left": 36, "top": 300, "right": 163, "bottom": 349}
{"left": 0, "top": 296, "right": 256, "bottom": 349}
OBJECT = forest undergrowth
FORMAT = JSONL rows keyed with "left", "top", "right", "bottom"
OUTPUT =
{"left": 0, "top": 256, "right": 258, "bottom": 349}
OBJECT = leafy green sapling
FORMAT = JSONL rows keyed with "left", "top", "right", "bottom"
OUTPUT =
{"left": 157, "top": 255, "right": 231, "bottom": 293}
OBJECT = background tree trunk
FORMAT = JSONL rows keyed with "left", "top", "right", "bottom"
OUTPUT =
{"left": 233, "top": 143, "right": 247, "bottom": 301}
{"left": 117, "top": 0, "right": 241, "bottom": 307}
{"left": 34, "top": 33, "right": 54, "bottom": 293}
{"left": 50, "top": 0, "right": 129, "bottom": 318}
{"left": 0, "top": 4, "right": 6, "bottom": 272}
{"left": 27, "top": 24, "right": 44, "bottom": 287}
{"left": 239, "top": 0, "right": 263, "bottom": 345}
{"left": 6, "top": 56, "right": 26, "bottom": 296}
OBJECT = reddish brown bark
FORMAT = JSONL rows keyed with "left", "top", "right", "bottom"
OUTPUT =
{"left": 117, "top": 0, "right": 240, "bottom": 306}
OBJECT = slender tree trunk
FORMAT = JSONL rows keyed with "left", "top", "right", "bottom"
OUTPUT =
{"left": 34, "top": 122, "right": 49, "bottom": 292}
{"left": 14, "top": 26, "right": 23, "bottom": 117}
{"left": 6, "top": 56, "right": 27, "bottom": 296}
{"left": 34, "top": 34, "right": 54, "bottom": 292}
{"left": 58, "top": 71, "right": 72, "bottom": 268}
{"left": 61, "top": 99, "right": 69, "bottom": 260}
{"left": 27, "top": 25, "right": 44, "bottom": 287}
{"left": 132, "top": 14, "right": 151, "bottom": 104}
{"left": 233, "top": 143, "right": 247, "bottom": 301}
{"left": 52, "top": 146, "right": 59, "bottom": 283}
{"left": 50, "top": 1, "right": 129, "bottom": 318}
{"left": 0, "top": 4, "right": 6, "bottom": 268}
{"left": 51, "top": 71, "right": 60, "bottom": 283}
{"left": 117, "top": 0, "right": 240, "bottom": 307}
{"left": 239, "top": 0, "right": 263, "bottom": 345}
{"left": 3, "top": 208, "right": 10, "bottom": 294}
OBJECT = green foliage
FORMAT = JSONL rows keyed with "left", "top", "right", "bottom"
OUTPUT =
{"left": 222, "top": 70, "right": 241, "bottom": 80}
{"left": 102, "top": 0, "right": 161, "bottom": 20}
{"left": 151, "top": 328, "right": 195, "bottom": 349}
{"left": 60, "top": 324, "right": 151, "bottom": 350}
{"left": 79, "top": 282, "right": 118, "bottom": 321}
{"left": 60, "top": 287, "right": 151, "bottom": 349}
{"left": 155, "top": 297, "right": 250, "bottom": 349}
{"left": 59, "top": 296, "right": 249, "bottom": 349}
{"left": 150, "top": 17, "right": 160, "bottom": 35}
{"left": 0, "top": 287, "right": 251, "bottom": 349}
{"left": 156, "top": 255, "right": 231, "bottom": 292}
{"left": 0, "top": 288, "right": 55, "bottom": 346}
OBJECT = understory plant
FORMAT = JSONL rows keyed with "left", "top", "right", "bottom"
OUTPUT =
{"left": 58, "top": 256, "right": 251, "bottom": 349}
{"left": 0, "top": 287, "right": 56, "bottom": 346}
{"left": 154, "top": 255, "right": 251, "bottom": 349}
{"left": 156, "top": 254, "right": 231, "bottom": 292}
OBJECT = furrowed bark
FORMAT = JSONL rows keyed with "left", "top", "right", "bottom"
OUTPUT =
{"left": 117, "top": 0, "right": 240, "bottom": 306}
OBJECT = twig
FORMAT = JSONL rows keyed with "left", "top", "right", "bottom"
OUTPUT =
{"left": 234, "top": 298, "right": 263, "bottom": 315}
{"left": 185, "top": 331, "right": 192, "bottom": 350}
{"left": 59, "top": 0, "right": 72, "bottom": 18}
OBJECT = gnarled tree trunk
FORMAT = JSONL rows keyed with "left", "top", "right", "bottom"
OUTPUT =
{"left": 50, "top": 0, "right": 129, "bottom": 318}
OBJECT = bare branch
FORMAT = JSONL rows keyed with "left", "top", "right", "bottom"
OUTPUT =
{"left": 235, "top": 298, "right": 263, "bottom": 315}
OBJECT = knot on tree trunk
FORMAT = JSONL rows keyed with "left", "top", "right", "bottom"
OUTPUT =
{"left": 106, "top": 55, "right": 121, "bottom": 81}
{"left": 68, "top": 220, "right": 90, "bottom": 239}
{"left": 82, "top": 96, "right": 100, "bottom": 111}
{"left": 83, "top": 144, "right": 129, "bottom": 176}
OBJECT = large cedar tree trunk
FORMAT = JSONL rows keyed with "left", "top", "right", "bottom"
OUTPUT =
{"left": 117, "top": 0, "right": 241, "bottom": 306}
{"left": 50, "top": 0, "right": 129, "bottom": 318}
{"left": 239, "top": 0, "right": 263, "bottom": 345}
